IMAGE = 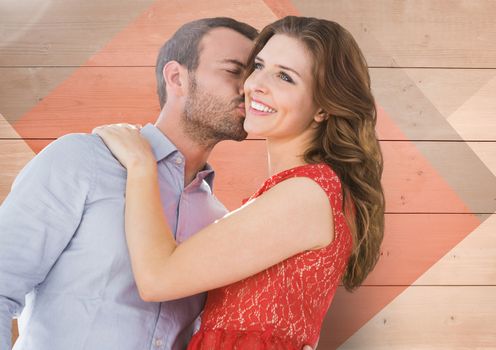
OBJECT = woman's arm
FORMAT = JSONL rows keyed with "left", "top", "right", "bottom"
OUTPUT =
{"left": 94, "top": 124, "right": 335, "bottom": 302}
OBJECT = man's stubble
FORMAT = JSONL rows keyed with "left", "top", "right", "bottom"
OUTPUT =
{"left": 181, "top": 75, "right": 247, "bottom": 148}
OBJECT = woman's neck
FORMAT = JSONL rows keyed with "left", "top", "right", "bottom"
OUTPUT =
{"left": 266, "top": 133, "right": 311, "bottom": 177}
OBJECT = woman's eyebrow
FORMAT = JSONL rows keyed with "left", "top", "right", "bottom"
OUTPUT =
{"left": 276, "top": 64, "right": 301, "bottom": 78}
{"left": 255, "top": 56, "right": 301, "bottom": 77}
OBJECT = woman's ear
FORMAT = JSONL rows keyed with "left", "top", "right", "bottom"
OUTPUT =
{"left": 163, "top": 61, "right": 188, "bottom": 97}
{"left": 314, "top": 109, "right": 329, "bottom": 123}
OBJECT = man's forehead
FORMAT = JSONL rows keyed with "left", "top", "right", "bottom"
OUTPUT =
{"left": 198, "top": 28, "right": 253, "bottom": 65}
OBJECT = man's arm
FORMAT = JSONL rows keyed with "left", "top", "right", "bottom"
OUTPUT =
{"left": 0, "top": 134, "right": 95, "bottom": 349}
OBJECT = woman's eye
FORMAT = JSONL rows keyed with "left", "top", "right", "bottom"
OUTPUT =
{"left": 226, "top": 69, "right": 241, "bottom": 75}
{"left": 278, "top": 72, "right": 294, "bottom": 83}
{"left": 253, "top": 62, "right": 263, "bottom": 70}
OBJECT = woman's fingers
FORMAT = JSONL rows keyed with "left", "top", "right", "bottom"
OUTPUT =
{"left": 92, "top": 123, "right": 141, "bottom": 135}
{"left": 92, "top": 123, "right": 154, "bottom": 169}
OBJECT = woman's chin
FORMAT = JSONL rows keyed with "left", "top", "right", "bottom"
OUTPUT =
{"left": 243, "top": 127, "right": 266, "bottom": 139}
{"left": 243, "top": 119, "right": 266, "bottom": 138}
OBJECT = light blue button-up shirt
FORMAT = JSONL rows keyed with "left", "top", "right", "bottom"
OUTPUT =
{"left": 0, "top": 124, "right": 228, "bottom": 350}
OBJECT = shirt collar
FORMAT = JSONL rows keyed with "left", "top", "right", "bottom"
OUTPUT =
{"left": 140, "top": 123, "right": 177, "bottom": 162}
{"left": 140, "top": 123, "right": 216, "bottom": 189}
{"left": 197, "top": 162, "right": 216, "bottom": 190}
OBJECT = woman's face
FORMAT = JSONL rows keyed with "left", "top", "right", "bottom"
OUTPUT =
{"left": 244, "top": 34, "right": 321, "bottom": 140}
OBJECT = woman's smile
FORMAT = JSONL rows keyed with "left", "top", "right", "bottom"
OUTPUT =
{"left": 247, "top": 98, "right": 277, "bottom": 116}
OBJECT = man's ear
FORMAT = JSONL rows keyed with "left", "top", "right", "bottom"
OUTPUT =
{"left": 314, "top": 109, "right": 329, "bottom": 123}
{"left": 163, "top": 61, "right": 188, "bottom": 97}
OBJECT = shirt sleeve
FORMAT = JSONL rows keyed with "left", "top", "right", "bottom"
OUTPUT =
{"left": 0, "top": 134, "right": 96, "bottom": 349}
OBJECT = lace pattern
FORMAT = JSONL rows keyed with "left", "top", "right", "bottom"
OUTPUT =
{"left": 188, "top": 164, "right": 353, "bottom": 349}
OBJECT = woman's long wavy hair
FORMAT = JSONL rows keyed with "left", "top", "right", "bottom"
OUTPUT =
{"left": 245, "top": 16, "right": 385, "bottom": 291}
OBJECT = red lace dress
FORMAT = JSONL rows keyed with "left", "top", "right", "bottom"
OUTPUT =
{"left": 187, "top": 163, "right": 353, "bottom": 350}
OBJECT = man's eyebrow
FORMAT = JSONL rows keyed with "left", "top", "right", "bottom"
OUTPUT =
{"left": 220, "top": 59, "right": 246, "bottom": 68}
{"left": 255, "top": 56, "right": 301, "bottom": 78}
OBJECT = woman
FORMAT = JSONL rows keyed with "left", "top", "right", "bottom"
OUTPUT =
{"left": 95, "top": 16, "right": 385, "bottom": 349}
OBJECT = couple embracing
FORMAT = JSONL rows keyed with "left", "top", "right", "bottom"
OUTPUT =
{"left": 0, "top": 16, "right": 384, "bottom": 350}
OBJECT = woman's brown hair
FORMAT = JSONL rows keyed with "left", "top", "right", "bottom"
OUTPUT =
{"left": 245, "top": 16, "right": 385, "bottom": 291}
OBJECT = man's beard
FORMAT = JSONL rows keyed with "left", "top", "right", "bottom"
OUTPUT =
{"left": 181, "top": 75, "right": 247, "bottom": 148}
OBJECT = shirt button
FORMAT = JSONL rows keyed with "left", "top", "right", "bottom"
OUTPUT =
{"left": 175, "top": 157, "right": 183, "bottom": 165}
{"left": 154, "top": 338, "right": 163, "bottom": 347}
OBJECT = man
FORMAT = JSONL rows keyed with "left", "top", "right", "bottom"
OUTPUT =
{"left": 0, "top": 17, "right": 256, "bottom": 350}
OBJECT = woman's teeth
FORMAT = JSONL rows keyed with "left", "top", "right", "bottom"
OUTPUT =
{"left": 251, "top": 101, "right": 276, "bottom": 113}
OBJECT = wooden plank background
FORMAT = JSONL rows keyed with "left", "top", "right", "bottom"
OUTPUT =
{"left": 1, "top": 0, "right": 495, "bottom": 348}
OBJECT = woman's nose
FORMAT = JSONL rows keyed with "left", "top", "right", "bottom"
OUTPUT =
{"left": 245, "top": 71, "right": 269, "bottom": 95}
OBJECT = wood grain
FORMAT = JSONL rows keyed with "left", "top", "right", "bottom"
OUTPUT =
{"left": 2, "top": 0, "right": 496, "bottom": 348}
{"left": 0, "top": 0, "right": 277, "bottom": 67}
{"left": 0, "top": 139, "right": 37, "bottom": 203}
{"left": 0, "top": 67, "right": 77, "bottom": 123}
{"left": 333, "top": 286, "right": 496, "bottom": 349}
{"left": 1, "top": 139, "right": 494, "bottom": 214}
{"left": 11, "top": 320, "right": 18, "bottom": 348}
{"left": 414, "top": 213, "right": 496, "bottom": 286}
{"left": 291, "top": 0, "right": 496, "bottom": 68}
{"left": 3, "top": 68, "right": 494, "bottom": 140}
{"left": 0, "top": 0, "right": 156, "bottom": 66}
{"left": 5, "top": 1, "right": 495, "bottom": 68}
{"left": 371, "top": 69, "right": 496, "bottom": 141}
